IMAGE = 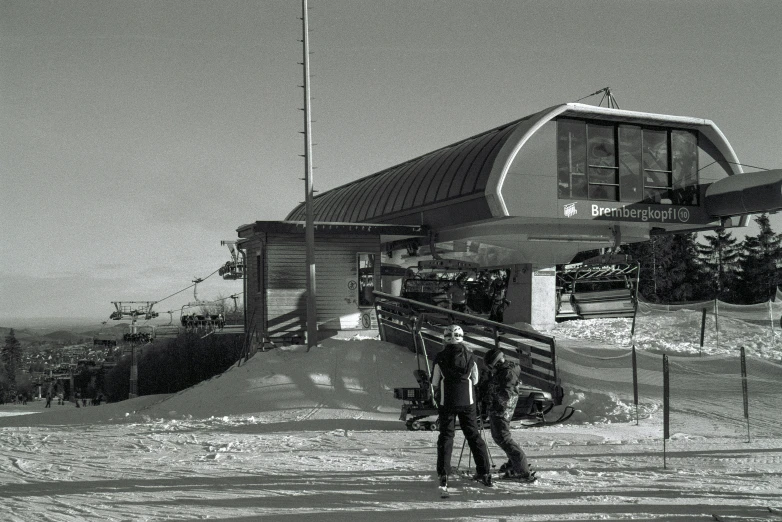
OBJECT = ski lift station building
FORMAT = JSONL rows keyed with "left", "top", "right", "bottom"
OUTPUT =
{"left": 235, "top": 102, "right": 782, "bottom": 343}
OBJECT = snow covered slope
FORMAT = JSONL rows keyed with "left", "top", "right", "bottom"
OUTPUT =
{"left": 1, "top": 322, "right": 780, "bottom": 521}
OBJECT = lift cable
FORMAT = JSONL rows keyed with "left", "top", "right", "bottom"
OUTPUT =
{"left": 155, "top": 267, "right": 221, "bottom": 306}
{"left": 178, "top": 291, "right": 245, "bottom": 314}
{"left": 698, "top": 160, "right": 771, "bottom": 172}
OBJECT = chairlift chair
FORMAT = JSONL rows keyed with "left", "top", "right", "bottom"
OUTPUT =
{"left": 557, "top": 255, "right": 639, "bottom": 320}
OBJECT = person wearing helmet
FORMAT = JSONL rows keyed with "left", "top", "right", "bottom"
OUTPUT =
{"left": 483, "top": 348, "right": 535, "bottom": 482}
{"left": 431, "top": 324, "right": 493, "bottom": 488}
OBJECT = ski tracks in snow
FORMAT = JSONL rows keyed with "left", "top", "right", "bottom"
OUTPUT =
{"left": 1, "top": 418, "right": 781, "bottom": 521}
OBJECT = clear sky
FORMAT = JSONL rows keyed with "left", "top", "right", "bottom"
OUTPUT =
{"left": 1, "top": 0, "right": 780, "bottom": 322}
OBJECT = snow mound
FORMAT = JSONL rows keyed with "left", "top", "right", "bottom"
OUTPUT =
{"left": 548, "top": 310, "right": 782, "bottom": 361}
{"left": 140, "top": 338, "right": 419, "bottom": 422}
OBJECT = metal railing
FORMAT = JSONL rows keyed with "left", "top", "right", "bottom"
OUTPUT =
{"left": 373, "top": 291, "right": 563, "bottom": 404}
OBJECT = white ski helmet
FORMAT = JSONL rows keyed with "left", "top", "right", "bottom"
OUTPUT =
{"left": 443, "top": 324, "right": 464, "bottom": 343}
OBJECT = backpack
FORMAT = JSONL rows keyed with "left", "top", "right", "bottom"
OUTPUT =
{"left": 439, "top": 344, "right": 473, "bottom": 380}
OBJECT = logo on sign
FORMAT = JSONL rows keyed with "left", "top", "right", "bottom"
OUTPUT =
{"left": 564, "top": 202, "right": 577, "bottom": 217}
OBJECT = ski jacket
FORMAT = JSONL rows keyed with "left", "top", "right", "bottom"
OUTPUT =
{"left": 487, "top": 360, "right": 522, "bottom": 421}
{"left": 431, "top": 343, "right": 479, "bottom": 409}
{"left": 447, "top": 283, "right": 467, "bottom": 306}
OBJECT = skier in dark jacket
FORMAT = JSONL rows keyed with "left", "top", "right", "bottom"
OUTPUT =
{"left": 431, "top": 325, "right": 493, "bottom": 488}
{"left": 483, "top": 348, "right": 534, "bottom": 481}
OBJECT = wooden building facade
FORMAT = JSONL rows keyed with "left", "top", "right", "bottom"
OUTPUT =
{"left": 237, "top": 221, "right": 426, "bottom": 344}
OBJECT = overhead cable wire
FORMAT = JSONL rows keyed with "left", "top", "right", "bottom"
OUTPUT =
{"left": 156, "top": 284, "right": 196, "bottom": 305}
{"left": 698, "top": 160, "right": 771, "bottom": 172}
{"left": 156, "top": 267, "right": 222, "bottom": 305}
{"left": 179, "top": 291, "right": 245, "bottom": 313}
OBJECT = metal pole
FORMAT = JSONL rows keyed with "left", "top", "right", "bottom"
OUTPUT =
{"left": 740, "top": 347, "right": 751, "bottom": 443}
{"left": 699, "top": 308, "right": 707, "bottom": 355}
{"left": 129, "top": 345, "right": 138, "bottom": 399}
{"left": 715, "top": 299, "right": 720, "bottom": 349}
{"left": 302, "top": 0, "right": 318, "bottom": 350}
{"left": 631, "top": 345, "right": 639, "bottom": 425}
{"left": 663, "top": 354, "right": 670, "bottom": 469}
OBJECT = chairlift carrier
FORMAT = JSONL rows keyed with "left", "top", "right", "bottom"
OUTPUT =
{"left": 219, "top": 240, "right": 246, "bottom": 280}
{"left": 557, "top": 254, "right": 639, "bottom": 320}
{"left": 402, "top": 259, "right": 480, "bottom": 308}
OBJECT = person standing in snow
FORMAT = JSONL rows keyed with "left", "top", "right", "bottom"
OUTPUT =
{"left": 431, "top": 324, "right": 493, "bottom": 488}
{"left": 482, "top": 348, "right": 534, "bottom": 481}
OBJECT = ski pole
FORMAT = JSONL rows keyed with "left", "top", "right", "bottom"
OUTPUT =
{"left": 456, "top": 436, "right": 467, "bottom": 471}
{"left": 479, "top": 416, "right": 495, "bottom": 468}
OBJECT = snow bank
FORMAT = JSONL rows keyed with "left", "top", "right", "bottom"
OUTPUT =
{"left": 0, "top": 339, "right": 422, "bottom": 427}
{"left": 4, "top": 311, "right": 780, "bottom": 433}
{"left": 547, "top": 309, "right": 782, "bottom": 360}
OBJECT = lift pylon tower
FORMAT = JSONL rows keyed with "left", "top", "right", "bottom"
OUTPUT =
{"left": 110, "top": 301, "right": 157, "bottom": 399}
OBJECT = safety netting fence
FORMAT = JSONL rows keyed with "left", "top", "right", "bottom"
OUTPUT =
{"left": 630, "top": 289, "right": 782, "bottom": 359}
{"left": 555, "top": 345, "right": 782, "bottom": 439}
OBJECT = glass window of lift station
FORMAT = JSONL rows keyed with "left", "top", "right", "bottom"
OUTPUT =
{"left": 557, "top": 118, "right": 698, "bottom": 206}
{"left": 557, "top": 119, "right": 587, "bottom": 199}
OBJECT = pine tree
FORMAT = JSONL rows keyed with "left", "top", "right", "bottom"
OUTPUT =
{"left": 666, "top": 233, "right": 705, "bottom": 302}
{"left": 620, "top": 239, "right": 656, "bottom": 301}
{"left": 2, "top": 329, "right": 22, "bottom": 391}
{"left": 698, "top": 228, "right": 740, "bottom": 301}
{"left": 736, "top": 214, "right": 782, "bottom": 304}
{"left": 621, "top": 233, "right": 705, "bottom": 303}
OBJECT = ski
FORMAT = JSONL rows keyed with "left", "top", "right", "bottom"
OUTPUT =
{"left": 514, "top": 406, "right": 575, "bottom": 428}
{"left": 497, "top": 471, "right": 538, "bottom": 483}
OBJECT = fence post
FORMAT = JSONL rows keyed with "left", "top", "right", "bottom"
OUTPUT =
{"left": 631, "top": 345, "right": 639, "bottom": 425}
{"left": 663, "top": 354, "right": 670, "bottom": 469}
{"left": 699, "top": 308, "right": 707, "bottom": 355}
{"left": 768, "top": 299, "right": 774, "bottom": 344}
{"left": 740, "top": 346, "right": 751, "bottom": 443}
{"left": 715, "top": 299, "right": 720, "bottom": 348}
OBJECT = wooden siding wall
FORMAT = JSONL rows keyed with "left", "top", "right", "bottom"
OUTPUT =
{"left": 242, "top": 237, "right": 266, "bottom": 342}
{"left": 250, "top": 233, "right": 381, "bottom": 341}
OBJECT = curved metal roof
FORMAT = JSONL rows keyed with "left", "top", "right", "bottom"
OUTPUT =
{"left": 286, "top": 111, "right": 540, "bottom": 224}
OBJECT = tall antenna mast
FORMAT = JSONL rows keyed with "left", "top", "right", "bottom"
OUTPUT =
{"left": 301, "top": 0, "right": 318, "bottom": 350}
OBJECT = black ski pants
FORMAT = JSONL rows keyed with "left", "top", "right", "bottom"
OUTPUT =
{"left": 489, "top": 413, "right": 529, "bottom": 474}
{"left": 436, "top": 404, "right": 491, "bottom": 476}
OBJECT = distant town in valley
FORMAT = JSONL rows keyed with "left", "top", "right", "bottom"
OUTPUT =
{"left": 1, "top": 321, "right": 130, "bottom": 402}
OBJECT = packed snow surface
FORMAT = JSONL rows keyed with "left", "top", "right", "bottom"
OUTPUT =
{"left": 1, "top": 315, "right": 781, "bottom": 521}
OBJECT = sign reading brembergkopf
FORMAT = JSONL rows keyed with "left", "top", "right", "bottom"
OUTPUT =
{"left": 560, "top": 201, "right": 703, "bottom": 224}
